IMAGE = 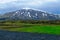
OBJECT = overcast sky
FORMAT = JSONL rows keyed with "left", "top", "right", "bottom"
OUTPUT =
{"left": 0, "top": 0, "right": 60, "bottom": 14}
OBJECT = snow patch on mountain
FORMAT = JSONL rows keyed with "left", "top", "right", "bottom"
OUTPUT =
{"left": 0, "top": 8, "right": 60, "bottom": 20}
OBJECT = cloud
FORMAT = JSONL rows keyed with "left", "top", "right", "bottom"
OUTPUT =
{"left": 0, "top": 0, "right": 60, "bottom": 14}
{"left": 0, "top": 0, "right": 59, "bottom": 9}
{"left": 46, "top": 0, "right": 58, "bottom": 2}
{"left": 0, "top": 0, "right": 58, "bottom": 5}
{"left": 0, "top": 0, "right": 17, "bottom": 4}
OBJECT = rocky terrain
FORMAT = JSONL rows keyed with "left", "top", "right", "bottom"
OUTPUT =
{"left": 0, "top": 9, "right": 60, "bottom": 20}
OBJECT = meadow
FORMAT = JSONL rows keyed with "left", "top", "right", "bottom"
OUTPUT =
{"left": 0, "top": 20, "right": 60, "bottom": 35}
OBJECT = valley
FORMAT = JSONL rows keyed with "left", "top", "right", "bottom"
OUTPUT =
{"left": 0, "top": 20, "right": 60, "bottom": 35}
{"left": 0, "top": 9, "right": 60, "bottom": 35}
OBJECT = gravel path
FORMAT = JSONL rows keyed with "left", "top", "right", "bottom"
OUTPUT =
{"left": 0, "top": 30, "right": 60, "bottom": 40}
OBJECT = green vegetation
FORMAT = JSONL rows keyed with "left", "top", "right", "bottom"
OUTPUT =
{"left": 6, "top": 25, "right": 60, "bottom": 35}
{"left": 0, "top": 20, "right": 60, "bottom": 35}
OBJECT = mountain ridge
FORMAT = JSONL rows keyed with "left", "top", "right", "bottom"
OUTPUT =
{"left": 0, "top": 8, "right": 60, "bottom": 20}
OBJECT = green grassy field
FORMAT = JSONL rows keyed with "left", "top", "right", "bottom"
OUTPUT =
{"left": 0, "top": 23, "right": 60, "bottom": 35}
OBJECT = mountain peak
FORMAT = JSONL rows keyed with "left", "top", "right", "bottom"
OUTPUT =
{"left": 21, "top": 8, "right": 47, "bottom": 13}
{"left": 22, "top": 8, "right": 31, "bottom": 10}
{"left": 1, "top": 8, "right": 60, "bottom": 20}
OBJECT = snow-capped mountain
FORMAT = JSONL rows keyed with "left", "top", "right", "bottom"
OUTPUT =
{"left": 1, "top": 9, "right": 60, "bottom": 20}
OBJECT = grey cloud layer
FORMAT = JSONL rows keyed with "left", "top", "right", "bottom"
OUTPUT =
{"left": 0, "top": 0, "right": 60, "bottom": 14}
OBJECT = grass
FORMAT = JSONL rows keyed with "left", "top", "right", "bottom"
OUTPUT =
{"left": 0, "top": 23, "right": 60, "bottom": 35}
{"left": 10, "top": 25, "right": 60, "bottom": 35}
{"left": 0, "top": 22, "right": 60, "bottom": 35}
